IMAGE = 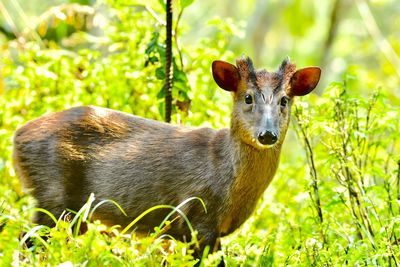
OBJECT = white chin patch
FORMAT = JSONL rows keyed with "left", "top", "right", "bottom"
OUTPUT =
{"left": 252, "top": 138, "right": 276, "bottom": 149}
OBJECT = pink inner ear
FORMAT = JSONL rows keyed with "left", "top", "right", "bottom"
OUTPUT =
{"left": 290, "top": 67, "right": 321, "bottom": 96}
{"left": 212, "top": 61, "right": 239, "bottom": 92}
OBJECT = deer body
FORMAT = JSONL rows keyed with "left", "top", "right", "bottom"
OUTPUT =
{"left": 13, "top": 57, "right": 320, "bottom": 254}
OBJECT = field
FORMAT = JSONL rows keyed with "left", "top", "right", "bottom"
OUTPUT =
{"left": 1, "top": 0, "right": 400, "bottom": 266}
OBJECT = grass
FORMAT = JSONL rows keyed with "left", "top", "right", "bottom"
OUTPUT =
{"left": 1, "top": 84, "right": 400, "bottom": 266}
{"left": 0, "top": 2, "right": 399, "bottom": 264}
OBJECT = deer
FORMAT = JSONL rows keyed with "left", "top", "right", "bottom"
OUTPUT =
{"left": 13, "top": 56, "right": 320, "bottom": 259}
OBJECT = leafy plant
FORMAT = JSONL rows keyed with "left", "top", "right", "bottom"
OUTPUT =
{"left": 0, "top": 0, "right": 399, "bottom": 266}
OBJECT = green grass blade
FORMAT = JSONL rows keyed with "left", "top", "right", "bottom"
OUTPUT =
{"left": 89, "top": 198, "right": 128, "bottom": 220}
{"left": 33, "top": 208, "right": 58, "bottom": 225}
{"left": 158, "top": 196, "right": 207, "bottom": 230}
{"left": 19, "top": 225, "right": 50, "bottom": 249}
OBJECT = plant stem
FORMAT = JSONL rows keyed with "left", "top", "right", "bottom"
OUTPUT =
{"left": 397, "top": 160, "right": 400, "bottom": 214}
{"left": 165, "top": 0, "right": 173, "bottom": 123}
{"left": 293, "top": 107, "right": 324, "bottom": 232}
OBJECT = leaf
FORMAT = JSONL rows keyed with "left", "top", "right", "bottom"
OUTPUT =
{"left": 157, "top": 85, "right": 165, "bottom": 99}
{"left": 145, "top": 32, "right": 160, "bottom": 55}
{"left": 148, "top": 56, "right": 159, "bottom": 64}
{"left": 158, "top": 101, "right": 165, "bottom": 118}
{"left": 155, "top": 67, "right": 165, "bottom": 80}
{"left": 156, "top": 45, "right": 166, "bottom": 65}
{"left": 157, "top": 0, "right": 166, "bottom": 11}
{"left": 180, "top": 0, "right": 195, "bottom": 8}
{"left": 173, "top": 68, "right": 188, "bottom": 82}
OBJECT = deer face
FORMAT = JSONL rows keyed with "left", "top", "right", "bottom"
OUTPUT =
{"left": 212, "top": 57, "right": 321, "bottom": 149}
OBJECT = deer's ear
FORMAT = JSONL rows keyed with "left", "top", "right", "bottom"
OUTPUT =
{"left": 212, "top": 60, "right": 239, "bottom": 92}
{"left": 289, "top": 67, "right": 321, "bottom": 96}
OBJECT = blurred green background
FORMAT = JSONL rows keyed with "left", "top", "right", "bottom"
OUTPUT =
{"left": 2, "top": 0, "right": 400, "bottom": 97}
{"left": 0, "top": 0, "right": 399, "bottom": 266}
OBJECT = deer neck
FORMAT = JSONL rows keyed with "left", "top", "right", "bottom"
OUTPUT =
{"left": 217, "top": 128, "right": 283, "bottom": 235}
{"left": 230, "top": 133, "right": 283, "bottom": 196}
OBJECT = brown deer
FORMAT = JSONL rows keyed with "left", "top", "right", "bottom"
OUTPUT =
{"left": 13, "top": 56, "right": 320, "bottom": 257}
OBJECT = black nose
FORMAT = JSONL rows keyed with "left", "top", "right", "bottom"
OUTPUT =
{"left": 258, "top": 130, "right": 278, "bottom": 145}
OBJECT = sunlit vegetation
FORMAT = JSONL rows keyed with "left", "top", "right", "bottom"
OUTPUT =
{"left": 1, "top": 0, "right": 399, "bottom": 266}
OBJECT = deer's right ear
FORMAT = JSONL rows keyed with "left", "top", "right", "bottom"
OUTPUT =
{"left": 212, "top": 60, "right": 239, "bottom": 92}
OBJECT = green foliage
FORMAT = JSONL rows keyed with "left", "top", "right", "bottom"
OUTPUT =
{"left": 287, "top": 80, "right": 400, "bottom": 266}
{"left": 0, "top": 0, "right": 399, "bottom": 266}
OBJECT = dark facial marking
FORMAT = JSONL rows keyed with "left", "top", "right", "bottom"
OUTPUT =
{"left": 275, "top": 57, "right": 290, "bottom": 93}
{"left": 246, "top": 58, "right": 258, "bottom": 90}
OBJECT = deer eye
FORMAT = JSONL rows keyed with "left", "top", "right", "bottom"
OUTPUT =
{"left": 244, "top": 94, "right": 253, "bottom": 104}
{"left": 280, "top": 96, "right": 289, "bottom": 107}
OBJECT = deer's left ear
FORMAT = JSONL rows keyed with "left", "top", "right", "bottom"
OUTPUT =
{"left": 288, "top": 67, "right": 321, "bottom": 97}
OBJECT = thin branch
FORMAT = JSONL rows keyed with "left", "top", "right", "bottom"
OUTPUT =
{"left": 294, "top": 107, "right": 324, "bottom": 226}
{"left": 174, "top": 8, "right": 184, "bottom": 70}
{"left": 0, "top": 1, "right": 20, "bottom": 40}
{"left": 145, "top": 5, "right": 166, "bottom": 26}
{"left": 164, "top": 0, "right": 173, "bottom": 123}
{"left": 8, "top": 0, "right": 44, "bottom": 47}
{"left": 397, "top": 160, "right": 400, "bottom": 214}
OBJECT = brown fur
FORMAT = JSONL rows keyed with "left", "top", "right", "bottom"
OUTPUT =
{"left": 13, "top": 57, "right": 320, "bottom": 257}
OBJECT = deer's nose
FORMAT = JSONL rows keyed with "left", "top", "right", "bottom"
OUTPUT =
{"left": 258, "top": 130, "right": 278, "bottom": 145}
